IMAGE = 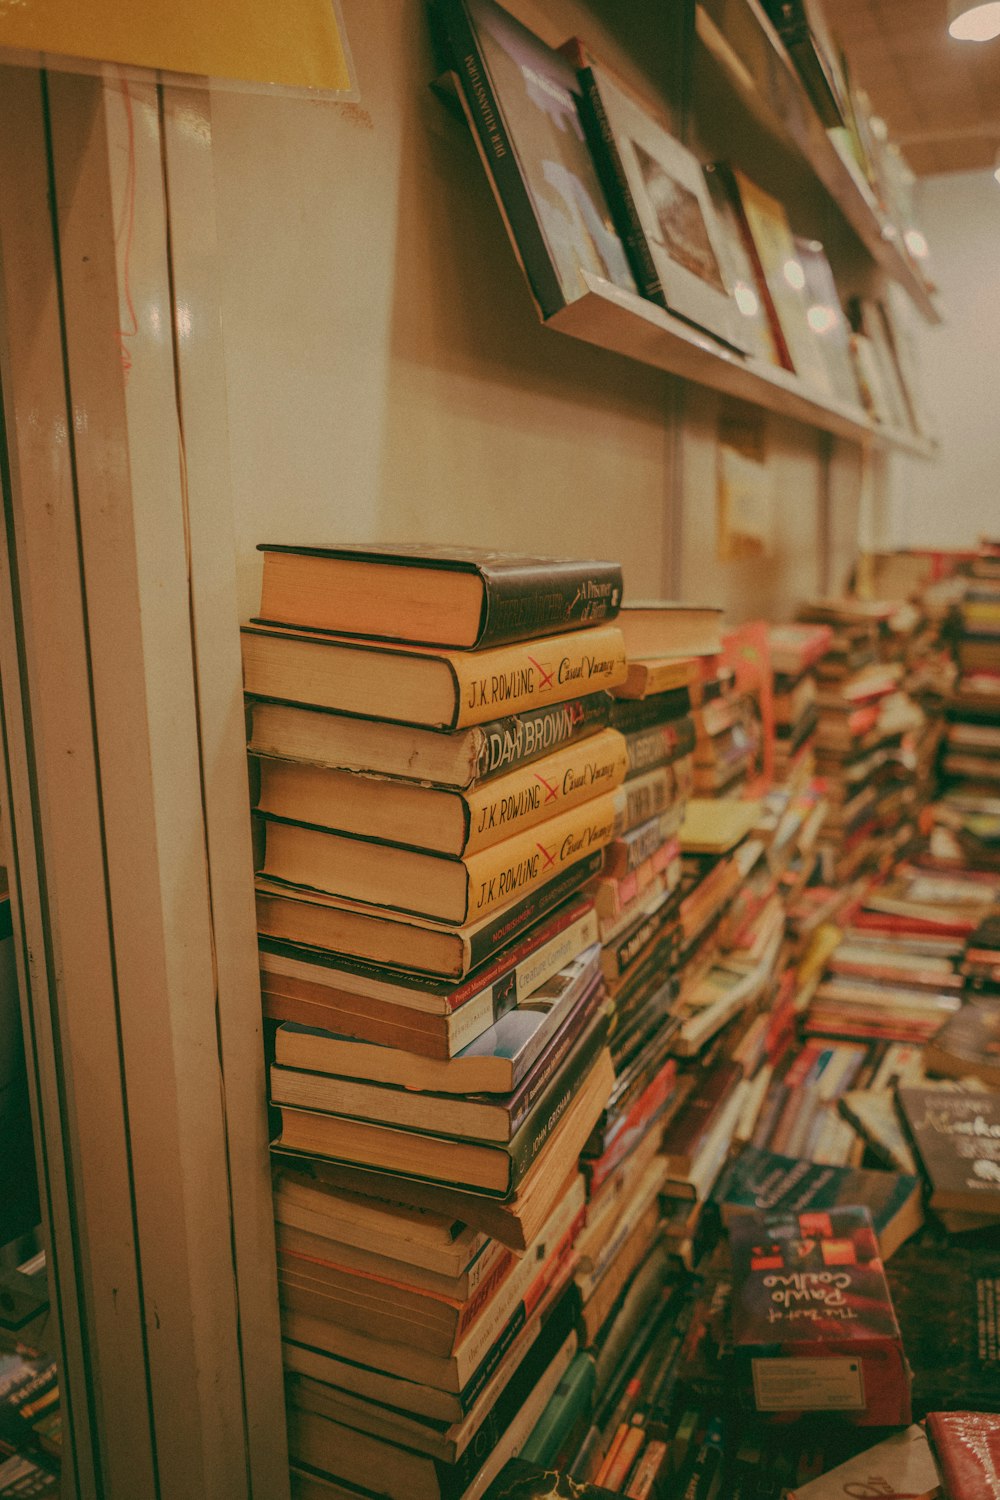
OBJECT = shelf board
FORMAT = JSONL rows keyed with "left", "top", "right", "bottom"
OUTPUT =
{"left": 695, "top": 0, "right": 942, "bottom": 325}
{"left": 546, "top": 272, "right": 936, "bottom": 457}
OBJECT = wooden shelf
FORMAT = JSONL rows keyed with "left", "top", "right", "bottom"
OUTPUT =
{"left": 695, "top": 0, "right": 942, "bottom": 326}
{"left": 546, "top": 273, "right": 937, "bottom": 457}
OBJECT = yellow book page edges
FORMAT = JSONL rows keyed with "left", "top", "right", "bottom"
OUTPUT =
{"left": 0, "top": 0, "right": 353, "bottom": 93}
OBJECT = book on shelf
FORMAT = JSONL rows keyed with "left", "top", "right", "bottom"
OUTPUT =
{"left": 762, "top": 0, "right": 849, "bottom": 129}
{"left": 429, "top": 0, "right": 638, "bottom": 320}
{"left": 897, "top": 1086, "right": 1000, "bottom": 1219}
{"left": 924, "top": 997, "right": 1000, "bottom": 1089}
{"left": 257, "top": 850, "right": 604, "bottom": 982}
{"left": 270, "top": 973, "right": 607, "bottom": 1140}
{"left": 927, "top": 1411, "right": 1000, "bottom": 1500}
{"left": 273, "top": 1045, "right": 614, "bottom": 1250}
{"left": 240, "top": 621, "right": 627, "bottom": 730}
{"left": 273, "top": 1026, "right": 612, "bottom": 1196}
{"left": 270, "top": 940, "right": 602, "bottom": 1091}
{"left": 256, "top": 543, "right": 622, "bottom": 649}
{"left": 785, "top": 1425, "right": 940, "bottom": 1500}
{"left": 256, "top": 786, "right": 622, "bottom": 925}
{"left": 562, "top": 47, "right": 749, "bottom": 352}
{"left": 252, "top": 725, "right": 628, "bottom": 857}
{"left": 712, "top": 1144, "right": 924, "bottom": 1259}
{"left": 794, "top": 235, "right": 862, "bottom": 410}
{"left": 703, "top": 161, "right": 783, "bottom": 367}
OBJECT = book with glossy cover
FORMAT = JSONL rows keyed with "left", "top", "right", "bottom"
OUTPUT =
{"left": 257, "top": 543, "right": 623, "bottom": 649}
{"left": 927, "top": 1411, "right": 1000, "bottom": 1498}
{"left": 241, "top": 621, "right": 628, "bottom": 731}
{"left": 431, "top": 0, "right": 637, "bottom": 319}
{"left": 925, "top": 998, "right": 1000, "bottom": 1089}
{"left": 712, "top": 1144, "right": 923, "bottom": 1259}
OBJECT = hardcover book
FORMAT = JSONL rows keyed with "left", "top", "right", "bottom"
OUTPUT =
{"left": 256, "top": 543, "right": 623, "bottom": 649}
{"left": 257, "top": 850, "right": 604, "bottom": 981}
{"left": 246, "top": 692, "right": 613, "bottom": 790}
{"left": 240, "top": 621, "right": 628, "bottom": 731}
{"left": 886, "top": 1238, "right": 1000, "bottom": 1415}
{"left": 729, "top": 1205, "right": 911, "bottom": 1425}
{"left": 256, "top": 786, "right": 622, "bottom": 925}
{"left": 431, "top": 0, "right": 637, "bottom": 319}
{"left": 252, "top": 725, "right": 629, "bottom": 857}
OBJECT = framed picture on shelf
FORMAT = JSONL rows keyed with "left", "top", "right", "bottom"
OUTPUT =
{"left": 572, "top": 58, "right": 749, "bottom": 353}
{"left": 704, "top": 163, "right": 783, "bottom": 368}
{"left": 794, "top": 235, "right": 862, "bottom": 410}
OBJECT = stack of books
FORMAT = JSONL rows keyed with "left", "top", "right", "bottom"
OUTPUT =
{"left": 571, "top": 604, "right": 718, "bottom": 1360}
{"left": 797, "top": 598, "right": 926, "bottom": 881}
{"left": 767, "top": 620, "right": 832, "bottom": 790}
{"left": 241, "top": 543, "right": 637, "bottom": 1496}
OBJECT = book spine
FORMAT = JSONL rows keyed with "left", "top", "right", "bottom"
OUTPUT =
{"left": 464, "top": 791, "right": 621, "bottom": 924}
{"left": 585, "top": 1058, "right": 678, "bottom": 1193}
{"left": 609, "top": 692, "right": 693, "bottom": 735}
{"left": 623, "top": 720, "right": 696, "bottom": 778}
{"left": 454, "top": 1224, "right": 579, "bottom": 1387}
{"left": 603, "top": 814, "right": 678, "bottom": 878}
{"left": 463, "top": 729, "right": 628, "bottom": 855}
{"left": 508, "top": 976, "right": 604, "bottom": 1134}
{"left": 452, "top": 626, "right": 627, "bottom": 729}
{"left": 506, "top": 1024, "right": 611, "bottom": 1194}
{"left": 466, "top": 850, "right": 604, "bottom": 971}
{"left": 619, "top": 764, "right": 674, "bottom": 830}
{"left": 472, "top": 692, "right": 612, "bottom": 783}
{"left": 435, "top": 0, "right": 566, "bottom": 319}
{"left": 574, "top": 67, "right": 664, "bottom": 304}
{"left": 478, "top": 559, "right": 623, "bottom": 649}
{"left": 602, "top": 894, "right": 679, "bottom": 982}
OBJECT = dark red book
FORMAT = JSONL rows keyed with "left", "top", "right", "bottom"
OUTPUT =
{"left": 660, "top": 1060, "right": 742, "bottom": 1175}
{"left": 729, "top": 1204, "right": 911, "bottom": 1426}
{"left": 927, "top": 1411, "right": 1000, "bottom": 1498}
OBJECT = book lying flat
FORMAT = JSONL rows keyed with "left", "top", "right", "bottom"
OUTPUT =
{"left": 258, "top": 789, "right": 622, "bottom": 925}
{"left": 240, "top": 621, "right": 627, "bottom": 730}
{"left": 897, "top": 1087, "right": 1000, "bottom": 1218}
{"left": 256, "top": 849, "right": 604, "bottom": 980}
{"left": 253, "top": 727, "right": 628, "bottom": 857}
{"left": 270, "top": 944, "right": 603, "bottom": 1098}
{"left": 247, "top": 691, "right": 612, "bottom": 789}
{"left": 274, "top": 1031, "right": 611, "bottom": 1196}
{"left": 785, "top": 1425, "right": 940, "bottom": 1500}
{"left": 256, "top": 544, "right": 622, "bottom": 649}
{"left": 616, "top": 602, "right": 724, "bottom": 660}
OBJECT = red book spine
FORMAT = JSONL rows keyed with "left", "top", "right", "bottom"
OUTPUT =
{"left": 927, "top": 1411, "right": 1000, "bottom": 1498}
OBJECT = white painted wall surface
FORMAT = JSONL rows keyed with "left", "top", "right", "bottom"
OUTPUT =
{"left": 890, "top": 169, "right": 1000, "bottom": 549}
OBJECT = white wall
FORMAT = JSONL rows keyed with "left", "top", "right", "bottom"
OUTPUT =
{"left": 890, "top": 169, "right": 1000, "bottom": 549}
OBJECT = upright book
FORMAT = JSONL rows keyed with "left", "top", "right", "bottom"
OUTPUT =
{"left": 431, "top": 0, "right": 637, "bottom": 319}
{"left": 256, "top": 544, "right": 623, "bottom": 648}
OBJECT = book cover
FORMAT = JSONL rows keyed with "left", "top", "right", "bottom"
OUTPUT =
{"left": 886, "top": 1238, "right": 1000, "bottom": 1415}
{"left": 431, "top": 0, "right": 637, "bottom": 319}
{"left": 897, "top": 1087, "right": 1000, "bottom": 1217}
{"left": 712, "top": 1144, "right": 923, "bottom": 1260}
{"left": 927, "top": 1411, "right": 1000, "bottom": 1498}
{"left": 729, "top": 1205, "right": 911, "bottom": 1425}
{"left": 257, "top": 543, "right": 623, "bottom": 649}
{"left": 925, "top": 998, "right": 1000, "bottom": 1089}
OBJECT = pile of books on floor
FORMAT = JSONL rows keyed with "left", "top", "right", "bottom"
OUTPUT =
{"left": 767, "top": 620, "right": 831, "bottom": 791}
{"left": 796, "top": 597, "right": 926, "bottom": 882}
{"left": 243, "top": 544, "right": 641, "bottom": 1498}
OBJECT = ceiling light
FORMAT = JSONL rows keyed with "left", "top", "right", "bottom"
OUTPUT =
{"left": 948, "top": 0, "right": 1000, "bottom": 40}
{"left": 995, "top": 148, "right": 1000, "bottom": 184}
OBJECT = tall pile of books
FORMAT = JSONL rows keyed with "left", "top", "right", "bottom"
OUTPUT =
{"left": 767, "top": 620, "right": 831, "bottom": 791}
{"left": 796, "top": 597, "right": 925, "bottom": 881}
{"left": 242, "top": 544, "right": 637, "bottom": 1498}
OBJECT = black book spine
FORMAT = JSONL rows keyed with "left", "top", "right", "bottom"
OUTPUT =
{"left": 474, "top": 693, "right": 611, "bottom": 782}
{"left": 609, "top": 688, "right": 692, "bottom": 734}
{"left": 432, "top": 0, "right": 566, "bottom": 319}
{"left": 479, "top": 559, "right": 623, "bottom": 648}
{"left": 506, "top": 1014, "right": 610, "bottom": 1193}
{"left": 574, "top": 66, "right": 663, "bottom": 305}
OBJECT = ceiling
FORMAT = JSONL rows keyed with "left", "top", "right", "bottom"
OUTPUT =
{"left": 833, "top": 0, "right": 1000, "bottom": 175}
